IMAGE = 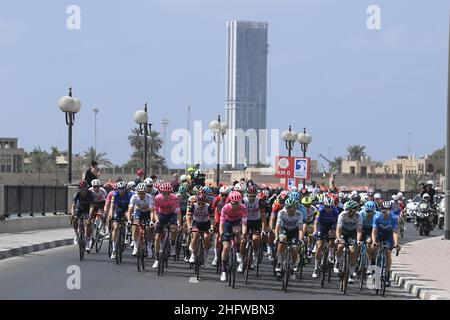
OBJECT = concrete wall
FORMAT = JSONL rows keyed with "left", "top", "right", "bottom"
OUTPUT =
{"left": 0, "top": 215, "right": 72, "bottom": 234}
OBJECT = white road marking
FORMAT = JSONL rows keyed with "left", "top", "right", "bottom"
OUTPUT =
{"left": 188, "top": 277, "right": 199, "bottom": 283}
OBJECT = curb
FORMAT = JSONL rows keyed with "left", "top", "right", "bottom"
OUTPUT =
{"left": 391, "top": 269, "right": 449, "bottom": 300}
{"left": 0, "top": 238, "right": 73, "bottom": 261}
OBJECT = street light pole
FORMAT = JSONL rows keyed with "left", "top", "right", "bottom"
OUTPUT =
{"left": 210, "top": 115, "right": 227, "bottom": 187}
{"left": 298, "top": 127, "right": 312, "bottom": 189}
{"left": 92, "top": 108, "right": 99, "bottom": 152}
{"left": 445, "top": 20, "right": 450, "bottom": 240}
{"left": 134, "top": 104, "right": 152, "bottom": 178}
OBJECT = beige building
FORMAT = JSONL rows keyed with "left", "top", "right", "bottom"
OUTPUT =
{"left": 381, "top": 155, "right": 434, "bottom": 175}
{"left": 341, "top": 157, "right": 378, "bottom": 175}
{"left": 0, "top": 138, "right": 25, "bottom": 173}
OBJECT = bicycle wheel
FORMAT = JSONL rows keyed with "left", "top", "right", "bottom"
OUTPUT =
{"left": 299, "top": 244, "right": 306, "bottom": 280}
{"left": 108, "top": 235, "right": 112, "bottom": 258}
{"left": 381, "top": 254, "right": 387, "bottom": 297}
{"left": 232, "top": 247, "right": 237, "bottom": 289}
{"left": 244, "top": 242, "right": 253, "bottom": 284}
{"left": 321, "top": 245, "right": 329, "bottom": 288}
{"left": 283, "top": 249, "right": 290, "bottom": 292}
{"left": 175, "top": 231, "right": 183, "bottom": 261}
{"left": 79, "top": 222, "right": 85, "bottom": 261}
{"left": 228, "top": 247, "right": 234, "bottom": 287}
{"left": 342, "top": 248, "right": 349, "bottom": 295}
{"left": 196, "top": 239, "right": 204, "bottom": 281}
{"left": 116, "top": 228, "right": 121, "bottom": 265}
{"left": 359, "top": 247, "right": 367, "bottom": 291}
{"left": 256, "top": 246, "right": 263, "bottom": 278}
{"left": 95, "top": 223, "right": 104, "bottom": 253}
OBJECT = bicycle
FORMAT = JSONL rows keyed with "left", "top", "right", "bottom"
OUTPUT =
{"left": 337, "top": 236, "right": 357, "bottom": 295}
{"left": 189, "top": 228, "right": 208, "bottom": 281}
{"left": 316, "top": 235, "right": 336, "bottom": 288}
{"left": 373, "top": 241, "right": 400, "bottom": 297}
{"left": 297, "top": 240, "right": 308, "bottom": 280}
{"left": 399, "top": 215, "right": 406, "bottom": 239}
{"left": 135, "top": 220, "right": 150, "bottom": 272}
{"left": 115, "top": 219, "right": 127, "bottom": 265}
{"left": 277, "top": 238, "right": 300, "bottom": 293}
{"left": 92, "top": 212, "right": 105, "bottom": 253}
{"left": 73, "top": 214, "right": 87, "bottom": 261}
{"left": 243, "top": 231, "right": 255, "bottom": 285}
{"left": 157, "top": 223, "right": 178, "bottom": 276}
{"left": 356, "top": 239, "right": 371, "bottom": 291}
{"left": 227, "top": 236, "right": 238, "bottom": 289}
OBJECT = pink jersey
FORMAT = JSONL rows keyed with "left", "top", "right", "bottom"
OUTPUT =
{"left": 220, "top": 203, "right": 248, "bottom": 224}
{"left": 154, "top": 194, "right": 180, "bottom": 215}
{"left": 106, "top": 191, "right": 115, "bottom": 203}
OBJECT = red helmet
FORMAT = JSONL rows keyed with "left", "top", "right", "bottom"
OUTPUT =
{"left": 196, "top": 193, "right": 207, "bottom": 203}
{"left": 159, "top": 182, "right": 173, "bottom": 193}
{"left": 229, "top": 191, "right": 242, "bottom": 202}
{"left": 257, "top": 191, "right": 267, "bottom": 200}
{"left": 78, "top": 180, "right": 88, "bottom": 189}
{"left": 136, "top": 169, "right": 144, "bottom": 176}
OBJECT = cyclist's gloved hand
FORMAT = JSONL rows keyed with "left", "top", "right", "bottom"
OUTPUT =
{"left": 357, "top": 241, "right": 362, "bottom": 246}
{"left": 209, "top": 228, "right": 214, "bottom": 234}
{"left": 149, "top": 221, "right": 155, "bottom": 228}
{"left": 313, "top": 232, "right": 319, "bottom": 239}
{"left": 126, "top": 221, "right": 132, "bottom": 227}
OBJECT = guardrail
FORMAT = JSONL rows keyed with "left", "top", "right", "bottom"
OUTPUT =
{"left": 1, "top": 185, "right": 68, "bottom": 218}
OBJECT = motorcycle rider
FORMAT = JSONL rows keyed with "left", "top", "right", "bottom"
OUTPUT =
{"left": 415, "top": 193, "right": 433, "bottom": 230}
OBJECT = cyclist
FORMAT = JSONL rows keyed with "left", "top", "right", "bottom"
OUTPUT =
{"left": 299, "top": 196, "right": 319, "bottom": 259}
{"left": 186, "top": 193, "right": 214, "bottom": 266}
{"left": 89, "top": 179, "right": 108, "bottom": 238}
{"left": 335, "top": 200, "right": 363, "bottom": 284}
{"left": 109, "top": 181, "right": 134, "bottom": 259}
{"left": 71, "top": 180, "right": 95, "bottom": 249}
{"left": 219, "top": 191, "right": 248, "bottom": 282}
{"left": 202, "top": 186, "right": 216, "bottom": 204}
{"left": 152, "top": 182, "right": 182, "bottom": 269}
{"left": 372, "top": 201, "right": 401, "bottom": 287}
{"left": 126, "top": 181, "right": 136, "bottom": 193}
{"left": 274, "top": 198, "right": 304, "bottom": 274}
{"left": 358, "top": 201, "right": 379, "bottom": 267}
{"left": 211, "top": 185, "right": 231, "bottom": 266}
{"left": 242, "top": 185, "right": 266, "bottom": 271}
{"left": 373, "top": 193, "right": 383, "bottom": 210}
{"left": 312, "top": 197, "right": 340, "bottom": 278}
{"left": 103, "top": 182, "right": 118, "bottom": 239}
{"left": 127, "top": 183, "right": 154, "bottom": 257}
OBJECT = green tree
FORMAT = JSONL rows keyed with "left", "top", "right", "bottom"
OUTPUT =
{"left": 346, "top": 145, "right": 367, "bottom": 161}
{"left": 329, "top": 156, "right": 343, "bottom": 173}
{"left": 49, "top": 146, "right": 61, "bottom": 173}
{"left": 82, "top": 147, "right": 114, "bottom": 168}
{"left": 25, "top": 147, "right": 52, "bottom": 184}
{"left": 126, "top": 128, "right": 166, "bottom": 170}
{"left": 429, "top": 146, "right": 444, "bottom": 174}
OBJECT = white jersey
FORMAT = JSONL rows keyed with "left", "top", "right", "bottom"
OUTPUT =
{"left": 276, "top": 208, "right": 304, "bottom": 231}
{"left": 337, "top": 211, "right": 363, "bottom": 234}
{"left": 243, "top": 196, "right": 261, "bottom": 221}
{"left": 188, "top": 203, "right": 212, "bottom": 223}
{"left": 89, "top": 187, "right": 107, "bottom": 203}
{"left": 129, "top": 194, "right": 154, "bottom": 213}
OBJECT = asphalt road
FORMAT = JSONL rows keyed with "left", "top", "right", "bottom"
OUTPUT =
{"left": 0, "top": 221, "right": 440, "bottom": 300}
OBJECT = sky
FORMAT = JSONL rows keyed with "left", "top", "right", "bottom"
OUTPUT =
{"left": 0, "top": 0, "right": 448, "bottom": 171}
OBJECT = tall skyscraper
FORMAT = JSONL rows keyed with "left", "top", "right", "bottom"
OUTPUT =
{"left": 225, "top": 21, "right": 269, "bottom": 169}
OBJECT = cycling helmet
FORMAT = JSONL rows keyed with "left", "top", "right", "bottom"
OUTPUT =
{"left": 351, "top": 193, "right": 361, "bottom": 203}
{"left": 397, "top": 192, "right": 403, "bottom": 199}
{"left": 78, "top": 180, "right": 88, "bottom": 189}
{"left": 233, "top": 184, "right": 243, "bottom": 192}
{"left": 229, "top": 191, "right": 243, "bottom": 202}
{"left": 323, "top": 197, "right": 334, "bottom": 207}
{"left": 427, "top": 180, "right": 434, "bottom": 186}
{"left": 301, "top": 196, "right": 313, "bottom": 206}
{"left": 196, "top": 193, "right": 207, "bottom": 203}
{"left": 344, "top": 200, "right": 358, "bottom": 211}
{"left": 180, "top": 175, "right": 188, "bottom": 182}
{"left": 391, "top": 195, "right": 399, "bottom": 201}
{"left": 178, "top": 185, "right": 188, "bottom": 194}
{"left": 202, "top": 186, "right": 212, "bottom": 194}
{"left": 257, "top": 191, "right": 267, "bottom": 200}
{"left": 126, "top": 181, "right": 136, "bottom": 190}
{"left": 422, "top": 193, "right": 430, "bottom": 200}
{"left": 364, "top": 201, "right": 377, "bottom": 212}
{"left": 289, "top": 191, "right": 301, "bottom": 201}
{"left": 91, "top": 179, "right": 101, "bottom": 187}
{"left": 338, "top": 192, "right": 345, "bottom": 199}
{"left": 285, "top": 198, "right": 297, "bottom": 208}
{"left": 135, "top": 183, "right": 147, "bottom": 192}
{"left": 219, "top": 185, "right": 229, "bottom": 195}
{"left": 310, "top": 193, "right": 318, "bottom": 202}
{"left": 116, "top": 181, "right": 127, "bottom": 190}
{"left": 374, "top": 193, "right": 382, "bottom": 200}
{"left": 156, "top": 179, "right": 165, "bottom": 184}
{"left": 144, "top": 178, "right": 153, "bottom": 186}
{"left": 159, "top": 183, "right": 173, "bottom": 193}
{"left": 381, "top": 201, "right": 392, "bottom": 209}
{"left": 191, "top": 185, "right": 202, "bottom": 195}
{"left": 247, "top": 185, "right": 257, "bottom": 194}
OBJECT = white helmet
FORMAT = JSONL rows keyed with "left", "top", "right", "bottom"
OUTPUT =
{"left": 423, "top": 193, "right": 430, "bottom": 200}
{"left": 144, "top": 178, "right": 153, "bottom": 185}
{"left": 392, "top": 195, "right": 399, "bottom": 201}
{"left": 91, "top": 179, "right": 101, "bottom": 187}
{"left": 397, "top": 192, "right": 403, "bottom": 199}
{"left": 219, "top": 185, "right": 229, "bottom": 194}
{"left": 351, "top": 190, "right": 358, "bottom": 196}
{"left": 126, "top": 181, "right": 136, "bottom": 190}
{"left": 180, "top": 175, "right": 188, "bottom": 182}
{"left": 427, "top": 180, "right": 434, "bottom": 186}
{"left": 374, "top": 193, "right": 382, "bottom": 200}
{"left": 135, "top": 183, "right": 147, "bottom": 192}
{"left": 233, "top": 184, "right": 243, "bottom": 192}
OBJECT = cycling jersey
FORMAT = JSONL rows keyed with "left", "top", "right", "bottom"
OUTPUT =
{"left": 220, "top": 203, "right": 248, "bottom": 224}
{"left": 243, "top": 196, "right": 262, "bottom": 221}
{"left": 106, "top": 190, "right": 115, "bottom": 204}
{"left": 129, "top": 193, "right": 153, "bottom": 213}
{"left": 316, "top": 207, "right": 340, "bottom": 232}
{"left": 359, "top": 209, "right": 378, "bottom": 235}
{"left": 337, "top": 211, "right": 363, "bottom": 234}
{"left": 154, "top": 194, "right": 180, "bottom": 215}
{"left": 212, "top": 195, "right": 228, "bottom": 224}
{"left": 89, "top": 187, "right": 107, "bottom": 203}
{"left": 188, "top": 203, "right": 213, "bottom": 223}
{"left": 177, "top": 193, "right": 189, "bottom": 215}
{"left": 73, "top": 190, "right": 94, "bottom": 212}
{"left": 373, "top": 212, "right": 398, "bottom": 236}
{"left": 299, "top": 204, "right": 319, "bottom": 225}
{"left": 112, "top": 191, "right": 134, "bottom": 212}
{"left": 276, "top": 208, "right": 303, "bottom": 231}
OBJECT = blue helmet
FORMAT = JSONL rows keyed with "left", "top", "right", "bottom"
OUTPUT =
{"left": 202, "top": 186, "right": 212, "bottom": 194}
{"left": 289, "top": 191, "right": 301, "bottom": 201}
{"left": 364, "top": 201, "right": 377, "bottom": 212}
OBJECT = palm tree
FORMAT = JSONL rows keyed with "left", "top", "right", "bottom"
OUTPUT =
{"left": 329, "top": 156, "right": 343, "bottom": 174}
{"left": 82, "top": 147, "right": 114, "bottom": 168}
{"left": 49, "top": 146, "right": 61, "bottom": 173}
{"left": 346, "top": 145, "right": 367, "bottom": 161}
{"left": 148, "top": 130, "right": 163, "bottom": 153}
{"left": 128, "top": 128, "right": 144, "bottom": 152}
{"left": 126, "top": 128, "right": 166, "bottom": 170}
{"left": 25, "top": 147, "right": 52, "bottom": 184}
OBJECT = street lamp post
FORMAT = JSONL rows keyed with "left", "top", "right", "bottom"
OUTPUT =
{"left": 281, "top": 125, "right": 298, "bottom": 157}
{"left": 134, "top": 103, "right": 152, "bottom": 177}
{"left": 209, "top": 115, "right": 228, "bottom": 187}
{"left": 58, "top": 87, "right": 82, "bottom": 184}
{"left": 297, "top": 128, "right": 312, "bottom": 189}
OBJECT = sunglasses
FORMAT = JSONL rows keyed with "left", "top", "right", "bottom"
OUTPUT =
{"left": 248, "top": 195, "right": 256, "bottom": 198}
{"left": 93, "top": 186, "right": 99, "bottom": 188}
{"left": 325, "top": 206, "right": 333, "bottom": 209}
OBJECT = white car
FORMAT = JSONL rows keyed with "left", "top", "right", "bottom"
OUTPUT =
{"left": 406, "top": 194, "right": 421, "bottom": 222}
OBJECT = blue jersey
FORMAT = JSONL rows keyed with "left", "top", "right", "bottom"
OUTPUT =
{"left": 112, "top": 191, "right": 134, "bottom": 211}
{"left": 359, "top": 209, "right": 379, "bottom": 234}
{"left": 316, "top": 207, "right": 340, "bottom": 231}
{"left": 373, "top": 212, "right": 398, "bottom": 238}
{"left": 73, "top": 190, "right": 94, "bottom": 211}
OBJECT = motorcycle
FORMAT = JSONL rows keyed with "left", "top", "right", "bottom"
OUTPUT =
{"left": 437, "top": 205, "right": 444, "bottom": 229}
{"left": 414, "top": 202, "right": 434, "bottom": 236}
